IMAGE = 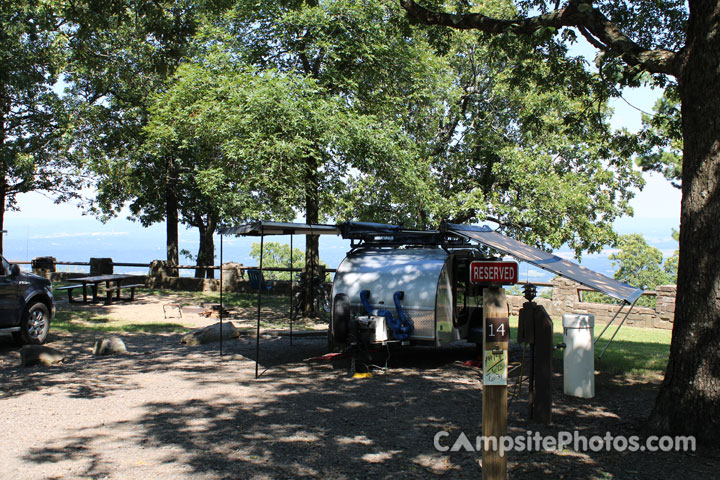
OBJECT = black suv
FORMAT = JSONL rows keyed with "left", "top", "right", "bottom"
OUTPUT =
{"left": 0, "top": 256, "right": 54, "bottom": 344}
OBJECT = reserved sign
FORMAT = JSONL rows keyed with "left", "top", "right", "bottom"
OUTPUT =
{"left": 469, "top": 261, "right": 518, "bottom": 285}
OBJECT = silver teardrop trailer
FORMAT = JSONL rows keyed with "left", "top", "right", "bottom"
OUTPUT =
{"left": 329, "top": 222, "right": 527, "bottom": 351}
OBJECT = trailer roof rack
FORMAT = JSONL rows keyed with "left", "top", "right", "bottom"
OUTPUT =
{"left": 337, "top": 221, "right": 467, "bottom": 250}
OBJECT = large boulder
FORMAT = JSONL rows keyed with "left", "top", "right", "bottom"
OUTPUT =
{"left": 20, "top": 345, "right": 65, "bottom": 367}
{"left": 93, "top": 337, "right": 128, "bottom": 356}
{"left": 181, "top": 321, "right": 239, "bottom": 346}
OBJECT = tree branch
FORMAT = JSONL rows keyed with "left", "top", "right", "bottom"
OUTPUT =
{"left": 400, "top": 0, "right": 680, "bottom": 76}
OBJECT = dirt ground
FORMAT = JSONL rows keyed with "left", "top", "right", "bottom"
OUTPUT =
{"left": 1, "top": 295, "right": 718, "bottom": 479}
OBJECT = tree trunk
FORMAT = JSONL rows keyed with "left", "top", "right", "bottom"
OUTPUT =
{"left": 303, "top": 156, "right": 320, "bottom": 318}
{"left": 165, "top": 165, "right": 179, "bottom": 277}
{"left": 194, "top": 220, "right": 207, "bottom": 279}
{"left": 648, "top": 0, "right": 720, "bottom": 443}
{"left": 0, "top": 101, "right": 5, "bottom": 256}
{"left": 194, "top": 214, "right": 216, "bottom": 279}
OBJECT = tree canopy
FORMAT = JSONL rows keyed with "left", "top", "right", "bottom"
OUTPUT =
{"left": 341, "top": 26, "right": 641, "bottom": 255}
{"left": 249, "top": 242, "right": 308, "bottom": 281}
{"left": 634, "top": 87, "right": 682, "bottom": 187}
{"left": 212, "top": 0, "right": 639, "bottom": 257}
{"left": 0, "top": 0, "right": 81, "bottom": 253}
{"left": 62, "top": 0, "right": 228, "bottom": 270}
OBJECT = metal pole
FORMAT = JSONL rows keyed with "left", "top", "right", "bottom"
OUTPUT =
{"left": 256, "top": 232, "right": 264, "bottom": 378}
{"left": 594, "top": 302, "right": 627, "bottom": 344}
{"left": 290, "top": 234, "right": 294, "bottom": 346}
{"left": 220, "top": 233, "right": 223, "bottom": 358}
{"left": 599, "top": 298, "right": 639, "bottom": 358}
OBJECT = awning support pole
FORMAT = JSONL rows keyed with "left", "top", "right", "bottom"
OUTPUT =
{"left": 256, "top": 231, "right": 264, "bottom": 378}
{"left": 597, "top": 298, "right": 639, "bottom": 359}
{"left": 220, "top": 233, "right": 223, "bottom": 358}
{"left": 290, "top": 234, "right": 294, "bottom": 346}
{"left": 594, "top": 303, "right": 627, "bottom": 344}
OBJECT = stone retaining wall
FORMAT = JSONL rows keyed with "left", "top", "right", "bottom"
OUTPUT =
{"left": 37, "top": 255, "right": 676, "bottom": 329}
{"left": 506, "top": 277, "right": 676, "bottom": 330}
{"left": 143, "top": 261, "right": 304, "bottom": 295}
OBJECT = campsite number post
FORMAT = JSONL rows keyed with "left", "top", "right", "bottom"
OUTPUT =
{"left": 471, "top": 260, "right": 516, "bottom": 480}
{"left": 482, "top": 288, "right": 509, "bottom": 480}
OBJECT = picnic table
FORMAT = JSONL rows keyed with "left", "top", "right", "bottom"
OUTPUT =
{"left": 56, "top": 274, "right": 145, "bottom": 304}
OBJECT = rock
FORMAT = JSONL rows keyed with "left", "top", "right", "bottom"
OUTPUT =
{"left": 93, "top": 337, "right": 128, "bottom": 356}
{"left": 181, "top": 322, "right": 239, "bottom": 346}
{"left": 21, "top": 345, "right": 65, "bottom": 367}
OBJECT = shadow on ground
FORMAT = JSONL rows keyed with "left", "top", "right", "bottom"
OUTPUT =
{"left": 3, "top": 333, "right": 718, "bottom": 479}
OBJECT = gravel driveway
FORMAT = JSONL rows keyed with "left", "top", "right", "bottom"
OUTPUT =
{"left": 1, "top": 298, "right": 717, "bottom": 479}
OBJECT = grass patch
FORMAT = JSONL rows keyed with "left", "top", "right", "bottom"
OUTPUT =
{"left": 52, "top": 288, "right": 326, "bottom": 334}
{"left": 53, "top": 319, "right": 189, "bottom": 334}
{"left": 138, "top": 289, "right": 329, "bottom": 326}
{"left": 594, "top": 327, "right": 671, "bottom": 375}
{"left": 52, "top": 310, "right": 190, "bottom": 334}
{"left": 139, "top": 288, "right": 291, "bottom": 309}
{"left": 54, "top": 310, "right": 110, "bottom": 325}
{"left": 509, "top": 316, "right": 671, "bottom": 376}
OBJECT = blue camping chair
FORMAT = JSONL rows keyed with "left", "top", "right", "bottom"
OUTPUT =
{"left": 247, "top": 269, "right": 273, "bottom": 293}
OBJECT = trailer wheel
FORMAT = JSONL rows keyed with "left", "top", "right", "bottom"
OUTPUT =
{"left": 331, "top": 293, "right": 350, "bottom": 347}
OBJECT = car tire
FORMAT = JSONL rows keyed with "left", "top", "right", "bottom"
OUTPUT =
{"left": 20, "top": 302, "right": 50, "bottom": 345}
{"left": 331, "top": 293, "right": 350, "bottom": 348}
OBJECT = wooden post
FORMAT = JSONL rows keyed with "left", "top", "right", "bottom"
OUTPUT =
{"left": 532, "top": 305, "right": 553, "bottom": 424}
{"left": 482, "top": 286, "right": 508, "bottom": 480}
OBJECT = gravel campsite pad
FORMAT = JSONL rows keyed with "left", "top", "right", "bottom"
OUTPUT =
{"left": 1, "top": 296, "right": 718, "bottom": 479}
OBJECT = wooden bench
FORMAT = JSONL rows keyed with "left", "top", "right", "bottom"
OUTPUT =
{"left": 105, "top": 283, "right": 145, "bottom": 304}
{"left": 54, "top": 284, "right": 84, "bottom": 303}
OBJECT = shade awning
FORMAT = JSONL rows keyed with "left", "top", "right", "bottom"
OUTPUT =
{"left": 218, "top": 221, "right": 340, "bottom": 237}
{"left": 445, "top": 223, "right": 644, "bottom": 304}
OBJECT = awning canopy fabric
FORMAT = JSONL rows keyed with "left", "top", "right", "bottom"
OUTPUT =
{"left": 444, "top": 223, "right": 644, "bottom": 304}
{"left": 218, "top": 221, "right": 340, "bottom": 237}
{"left": 218, "top": 220, "right": 643, "bottom": 304}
